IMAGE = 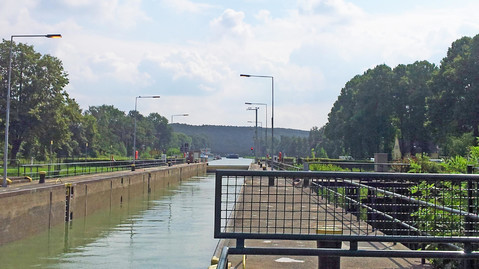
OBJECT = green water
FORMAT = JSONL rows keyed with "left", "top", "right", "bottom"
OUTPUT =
{"left": 0, "top": 174, "right": 218, "bottom": 269}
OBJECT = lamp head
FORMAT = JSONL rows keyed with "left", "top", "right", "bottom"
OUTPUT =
{"left": 46, "top": 34, "right": 62, "bottom": 38}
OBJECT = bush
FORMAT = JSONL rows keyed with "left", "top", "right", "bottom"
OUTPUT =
{"left": 407, "top": 154, "right": 442, "bottom": 173}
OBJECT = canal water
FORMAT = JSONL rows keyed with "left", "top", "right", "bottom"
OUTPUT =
{"left": 0, "top": 158, "right": 251, "bottom": 269}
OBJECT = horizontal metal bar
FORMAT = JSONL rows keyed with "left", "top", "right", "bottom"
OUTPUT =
{"left": 345, "top": 179, "right": 479, "bottom": 220}
{"left": 216, "top": 232, "right": 479, "bottom": 243}
{"left": 228, "top": 247, "right": 479, "bottom": 259}
{"left": 313, "top": 181, "right": 423, "bottom": 233}
{"left": 216, "top": 169, "right": 479, "bottom": 182}
{"left": 314, "top": 181, "right": 464, "bottom": 251}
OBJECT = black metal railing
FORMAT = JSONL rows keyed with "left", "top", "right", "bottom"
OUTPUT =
{"left": 19, "top": 158, "right": 186, "bottom": 180}
{"left": 305, "top": 161, "right": 411, "bottom": 172}
{"left": 214, "top": 170, "right": 479, "bottom": 265}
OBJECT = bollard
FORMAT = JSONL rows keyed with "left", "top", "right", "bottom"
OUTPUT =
{"left": 316, "top": 226, "right": 342, "bottom": 269}
{"left": 39, "top": 171, "right": 46, "bottom": 184}
{"left": 131, "top": 164, "right": 135, "bottom": 171}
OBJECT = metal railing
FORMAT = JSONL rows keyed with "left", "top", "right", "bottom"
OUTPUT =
{"left": 306, "top": 161, "right": 411, "bottom": 172}
{"left": 214, "top": 170, "right": 479, "bottom": 265}
{"left": 18, "top": 158, "right": 185, "bottom": 180}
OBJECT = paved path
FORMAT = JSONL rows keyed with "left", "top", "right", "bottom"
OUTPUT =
{"left": 215, "top": 164, "right": 432, "bottom": 269}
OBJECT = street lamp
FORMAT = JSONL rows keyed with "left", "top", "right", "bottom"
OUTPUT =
{"left": 245, "top": 102, "right": 267, "bottom": 157}
{"left": 2, "top": 33, "right": 62, "bottom": 188}
{"left": 240, "top": 74, "right": 274, "bottom": 169}
{"left": 247, "top": 107, "right": 259, "bottom": 161}
{"left": 170, "top": 113, "right": 189, "bottom": 123}
{"left": 133, "top": 95, "right": 160, "bottom": 165}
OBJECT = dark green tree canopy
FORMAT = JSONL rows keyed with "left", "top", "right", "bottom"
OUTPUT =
{"left": 1, "top": 40, "right": 72, "bottom": 160}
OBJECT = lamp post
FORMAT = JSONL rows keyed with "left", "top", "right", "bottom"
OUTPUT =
{"left": 245, "top": 102, "right": 267, "bottom": 157}
{"left": 247, "top": 120, "right": 262, "bottom": 158}
{"left": 170, "top": 113, "right": 189, "bottom": 123}
{"left": 240, "top": 74, "right": 274, "bottom": 169}
{"left": 2, "top": 33, "right": 62, "bottom": 188}
{"left": 247, "top": 107, "right": 259, "bottom": 161}
{"left": 133, "top": 95, "right": 160, "bottom": 165}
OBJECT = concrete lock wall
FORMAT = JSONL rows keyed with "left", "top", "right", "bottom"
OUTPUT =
{"left": 0, "top": 163, "right": 206, "bottom": 246}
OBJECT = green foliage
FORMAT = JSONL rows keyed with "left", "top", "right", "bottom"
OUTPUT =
{"left": 0, "top": 40, "right": 75, "bottom": 160}
{"left": 442, "top": 132, "right": 476, "bottom": 157}
{"left": 167, "top": 147, "right": 181, "bottom": 156}
{"left": 323, "top": 34, "right": 479, "bottom": 160}
{"left": 428, "top": 35, "right": 479, "bottom": 147}
{"left": 318, "top": 147, "right": 328, "bottom": 158}
{"left": 407, "top": 154, "right": 442, "bottom": 173}
{"left": 441, "top": 156, "right": 468, "bottom": 174}
{"left": 325, "top": 64, "right": 410, "bottom": 159}
{"left": 309, "top": 163, "right": 348, "bottom": 172}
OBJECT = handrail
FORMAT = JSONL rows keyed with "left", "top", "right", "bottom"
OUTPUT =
{"left": 17, "top": 158, "right": 187, "bottom": 180}
{"left": 216, "top": 247, "right": 229, "bottom": 269}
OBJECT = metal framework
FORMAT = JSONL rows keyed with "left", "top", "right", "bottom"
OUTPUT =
{"left": 214, "top": 170, "right": 479, "bottom": 265}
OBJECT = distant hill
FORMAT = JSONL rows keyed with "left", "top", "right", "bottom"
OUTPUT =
{"left": 171, "top": 124, "right": 309, "bottom": 156}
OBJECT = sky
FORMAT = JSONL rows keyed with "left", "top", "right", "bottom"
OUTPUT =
{"left": 1, "top": 0, "right": 479, "bottom": 131}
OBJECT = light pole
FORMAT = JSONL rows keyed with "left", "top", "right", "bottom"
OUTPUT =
{"left": 240, "top": 74, "right": 274, "bottom": 169}
{"left": 245, "top": 102, "right": 267, "bottom": 157}
{"left": 247, "top": 120, "right": 262, "bottom": 158}
{"left": 247, "top": 107, "right": 259, "bottom": 161}
{"left": 133, "top": 95, "right": 160, "bottom": 165}
{"left": 170, "top": 113, "right": 189, "bottom": 123}
{"left": 2, "top": 33, "right": 61, "bottom": 188}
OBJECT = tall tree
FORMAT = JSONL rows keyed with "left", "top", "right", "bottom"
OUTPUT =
{"left": 87, "top": 105, "right": 131, "bottom": 156}
{"left": 428, "top": 35, "right": 479, "bottom": 150}
{"left": 0, "top": 40, "right": 70, "bottom": 160}
{"left": 326, "top": 65, "right": 396, "bottom": 159}
{"left": 391, "top": 61, "right": 436, "bottom": 155}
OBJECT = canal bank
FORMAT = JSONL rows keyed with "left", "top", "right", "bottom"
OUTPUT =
{"left": 0, "top": 162, "right": 206, "bottom": 246}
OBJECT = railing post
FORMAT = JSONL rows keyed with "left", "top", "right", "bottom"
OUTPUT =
{"left": 316, "top": 226, "right": 342, "bottom": 269}
{"left": 466, "top": 165, "right": 476, "bottom": 268}
{"left": 268, "top": 176, "right": 274, "bottom": 186}
{"left": 303, "top": 177, "right": 310, "bottom": 187}
{"left": 303, "top": 162, "right": 310, "bottom": 171}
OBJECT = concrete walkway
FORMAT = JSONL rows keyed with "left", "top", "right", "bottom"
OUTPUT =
{"left": 214, "top": 164, "right": 432, "bottom": 269}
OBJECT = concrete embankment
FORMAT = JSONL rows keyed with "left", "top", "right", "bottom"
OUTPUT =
{"left": 0, "top": 163, "right": 206, "bottom": 246}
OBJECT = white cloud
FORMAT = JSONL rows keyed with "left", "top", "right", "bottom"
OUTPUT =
{"left": 297, "top": 0, "right": 364, "bottom": 17}
{"left": 210, "top": 9, "right": 253, "bottom": 40}
{"left": 161, "top": 0, "right": 216, "bottom": 13}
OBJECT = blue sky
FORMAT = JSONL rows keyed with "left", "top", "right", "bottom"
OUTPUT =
{"left": 2, "top": 0, "right": 479, "bottom": 130}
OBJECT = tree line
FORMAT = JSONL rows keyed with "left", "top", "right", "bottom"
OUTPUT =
{"left": 309, "top": 34, "right": 479, "bottom": 160}
{"left": 0, "top": 40, "right": 202, "bottom": 162}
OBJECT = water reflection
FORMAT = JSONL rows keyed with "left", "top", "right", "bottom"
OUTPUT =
{"left": 0, "top": 174, "right": 217, "bottom": 269}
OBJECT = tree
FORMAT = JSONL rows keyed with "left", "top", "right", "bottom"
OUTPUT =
{"left": 325, "top": 65, "right": 396, "bottom": 159}
{"left": 428, "top": 34, "right": 479, "bottom": 151}
{"left": 0, "top": 40, "right": 71, "bottom": 160}
{"left": 145, "top": 112, "right": 172, "bottom": 153}
{"left": 87, "top": 105, "right": 131, "bottom": 157}
{"left": 390, "top": 61, "right": 436, "bottom": 155}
